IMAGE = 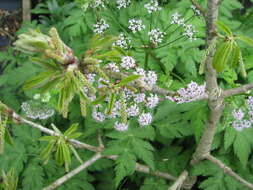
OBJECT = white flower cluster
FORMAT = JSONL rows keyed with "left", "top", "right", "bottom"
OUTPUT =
{"left": 166, "top": 81, "right": 207, "bottom": 103}
{"left": 127, "top": 104, "right": 139, "bottom": 116}
{"left": 148, "top": 28, "right": 165, "bottom": 45}
{"left": 21, "top": 101, "right": 54, "bottom": 120}
{"left": 92, "top": 105, "right": 106, "bottom": 122}
{"left": 134, "top": 68, "right": 157, "bottom": 87}
{"left": 113, "top": 33, "right": 131, "bottom": 49}
{"left": 86, "top": 73, "right": 96, "bottom": 83}
{"left": 171, "top": 12, "right": 185, "bottom": 26}
{"left": 121, "top": 56, "right": 136, "bottom": 70}
{"left": 138, "top": 112, "right": 153, "bottom": 127}
{"left": 144, "top": 0, "right": 161, "bottom": 14}
{"left": 231, "top": 109, "right": 251, "bottom": 131}
{"left": 91, "top": 89, "right": 158, "bottom": 131}
{"left": 116, "top": 0, "right": 131, "bottom": 9}
{"left": 83, "top": 55, "right": 159, "bottom": 132}
{"left": 90, "top": 0, "right": 105, "bottom": 8}
{"left": 183, "top": 24, "right": 196, "bottom": 41}
{"left": 229, "top": 96, "right": 253, "bottom": 131}
{"left": 114, "top": 121, "right": 129, "bottom": 131}
{"left": 93, "top": 19, "right": 109, "bottom": 34}
{"left": 128, "top": 19, "right": 145, "bottom": 33}
{"left": 105, "top": 62, "right": 120, "bottom": 72}
{"left": 170, "top": 12, "right": 197, "bottom": 41}
{"left": 191, "top": 5, "right": 201, "bottom": 16}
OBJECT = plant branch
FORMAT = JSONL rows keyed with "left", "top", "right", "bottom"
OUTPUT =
{"left": 168, "top": 170, "right": 188, "bottom": 190}
{"left": 190, "top": 0, "right": 223, "bottom": 165}
{"left": 11, "top": 112, "right": 99, "bottom": 152}
{"left": 205, "top": 154, "right": 253, "bottom": 190}
{"left": 190, "top": 0, "right": 206, "bottom": 17}
{"left": 1, "top": 104, "right": 178, "bottom": 184}
{"left": 42, "top": 153, "right": 102, "bottom": 190}
{"left": 222, "top": 83, "right": 253, "bottom": 98}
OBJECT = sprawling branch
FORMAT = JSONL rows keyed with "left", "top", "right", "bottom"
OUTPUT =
{"left": 205, "top": 154, "right": 253, "bottom": 190}
{"left": 168, "top": 170, "right": 188, "bottom": 190}
{"left": 2, "top": 105, "right": 177, "bottom": 184}
{"left": 222, "top": 83, "right": 253, "bottom": 98}
{"left": 42, "top": 153, "right": 102, "bottom": 190}
{"left": 190, "top": 0, "right": 206, "bottom": 16}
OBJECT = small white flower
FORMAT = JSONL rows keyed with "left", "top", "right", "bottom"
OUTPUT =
{"left": 134, "top": 67, "right": 146, "bottom": 77}
{"left": 247, "top": 96, "right": 253, "bottom": 110}
{"left": 146, "top": 94, "right": 159, "bottom": 108}
{"left": 232, "top": 119, "right": 251, "bottom": 131}
{"left": 144, "top": 0, "right": 161, "bottom": 13}
{"left": 148, "top": 28, "right": 165, "bottom": 45}
{"left": 93, "top": 19, "right": 109, "bottom": 34}
{"left": 116, "top": 0, "right": 131, "bottom": 9}
{"left": 134, "top": 93, "right": 146, "bottom": 103}
{"left": 127, "top": 104, "right": 139, "bottom": 116}
{"left": 113, "top": 33, "right": 131, "bottom": 49}
{"left": 86, "top": 73, "right": 96, "bottom": 83}
{"left": 191, "top": 5, "right": 201, "bottom": 16}
{"left": 183, "top": 24, "right": 196, "bottom": 41}
{"left": 114, "top": 121, "right": 128, "bottom": 131}
{"left": 138, "top": 112, "right": 152, "bottom": 126}
{"left": 92, "top": 110, "right": 105, "bottom": 122}
{"left": 232, "top": 109, "right": 244, "bottom": 120}
{"left": 90, "top": 0, "right": 105, "bottom": 8}
{"left": 128, "top": 19, "right": 145, "bottom": 33}
{"left": 145, "top": 71, "right": 157, "bottom": 86}
{"left": 106, "top": 62, "right": 120, "bottom": 72}
{"left": 171, "top": 12, "right": 184, "bottom": 26}
{"left": 121, "top": 56, "right": 136, "bottom": 70}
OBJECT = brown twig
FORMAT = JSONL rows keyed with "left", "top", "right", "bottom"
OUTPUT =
{"left": 205, "top": 154, "right": 253, "bottom": 190}
{"left": 168, "top": 170, "right": 188, "bottom": 190}
{"left": 42, "top": 153, "right": 102, "bottom": 190}
{"left": 222, "top": 83, "right": 253, "bottom": 98}
{"left": 3, "top": 106, "right": 177, "bottom": 184}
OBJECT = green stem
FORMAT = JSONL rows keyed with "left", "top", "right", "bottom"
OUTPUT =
{"left": 156, "top": 35, "right": 186, "bottom": 49}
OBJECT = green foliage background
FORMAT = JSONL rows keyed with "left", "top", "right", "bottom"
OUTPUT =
{"left": 1, "top": 0, "right": 253, "bottom": 189}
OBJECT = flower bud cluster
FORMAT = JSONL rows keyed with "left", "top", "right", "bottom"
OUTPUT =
{"left": 166, "top": 81, "right": 207, "bottom": 103}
